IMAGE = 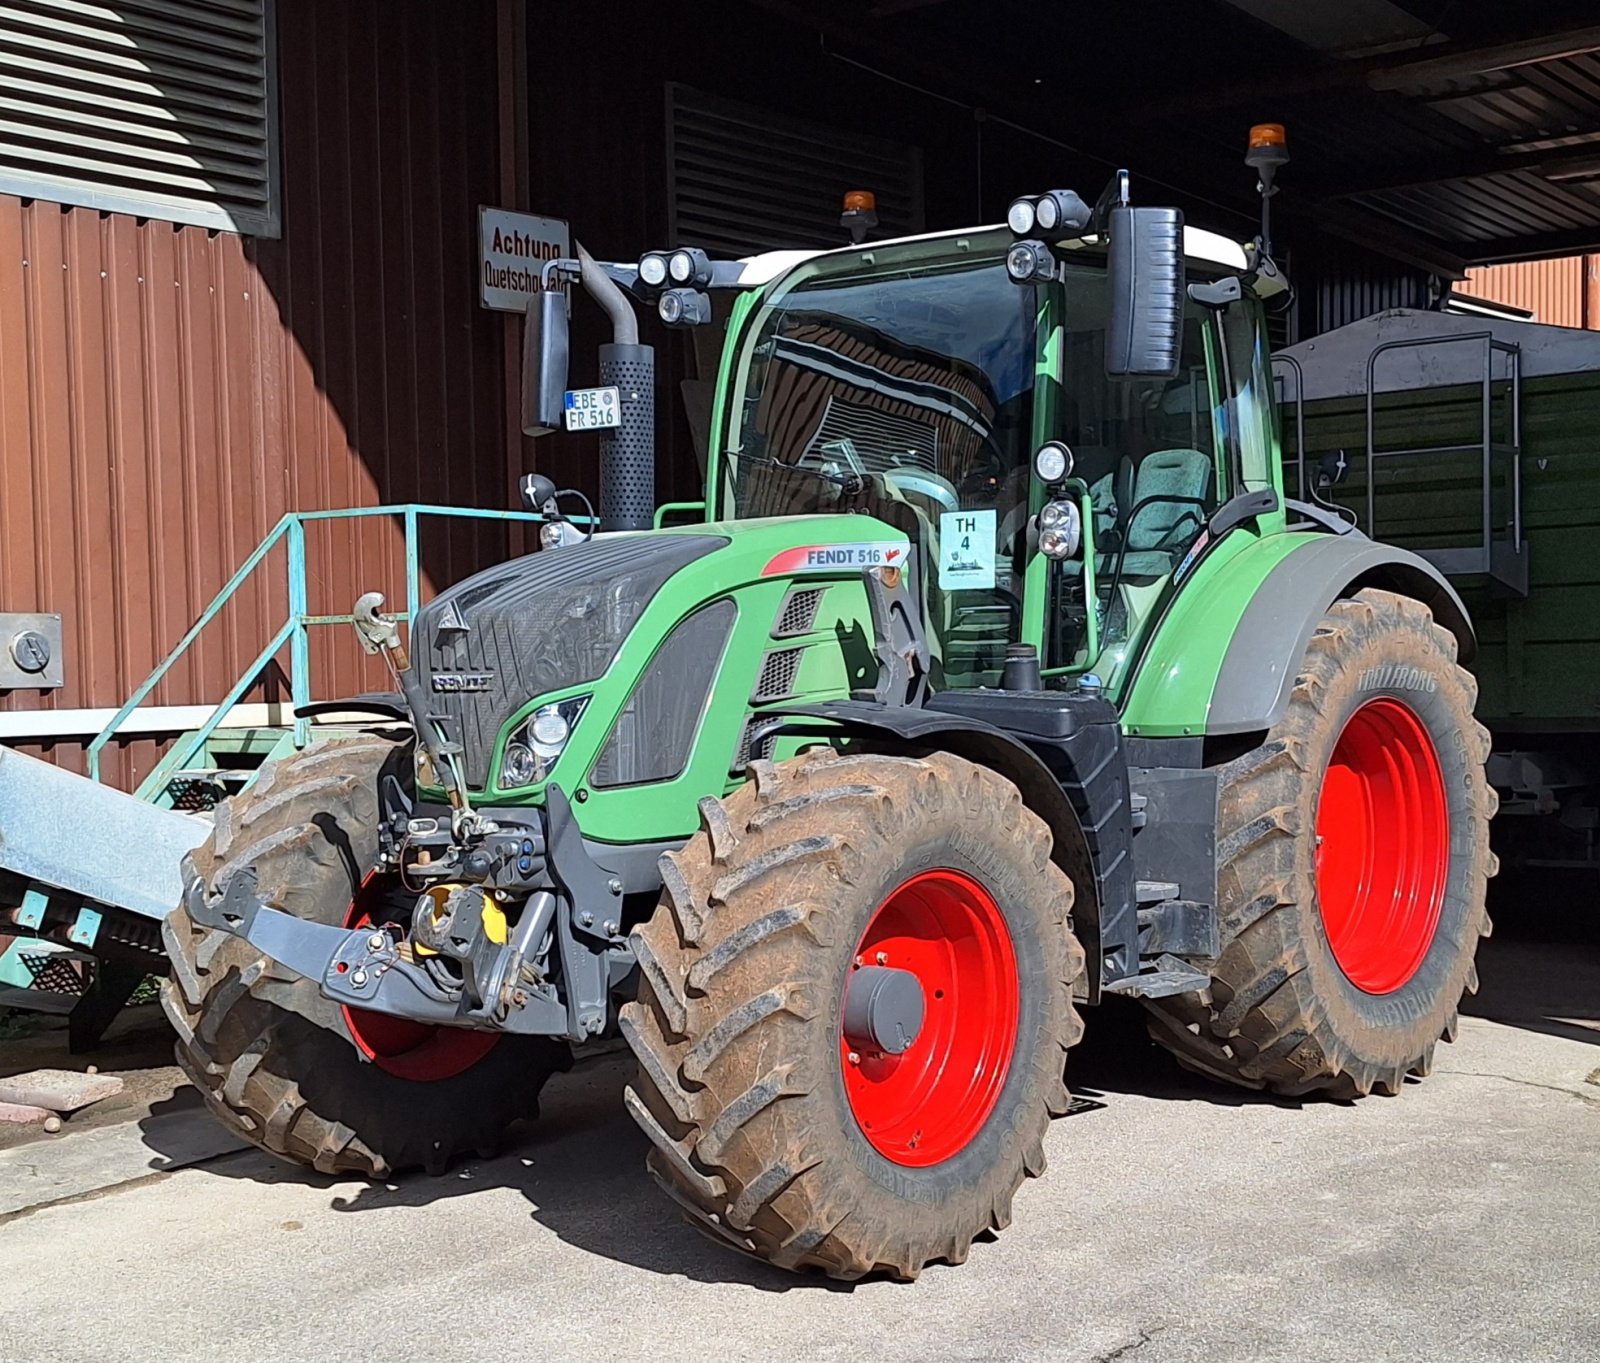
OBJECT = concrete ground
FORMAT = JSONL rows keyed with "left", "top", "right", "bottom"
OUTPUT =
{"left": 3, "top": 902, "right": 1596, "bottom": 1363}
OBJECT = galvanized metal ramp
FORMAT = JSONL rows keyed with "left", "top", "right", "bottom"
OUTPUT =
{"left": 0, "top": 746, "right": 208, "bottom": 927}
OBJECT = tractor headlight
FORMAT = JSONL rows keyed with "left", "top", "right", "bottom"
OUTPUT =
{"left": 1033, "top": 440, "right": 1073, "bottom": 484}
{"left": 1007, "top": 189, "right": 1092, "bottom": 240}
{"left": 501, "top": 742, "right": 541, "bottom": 789}
{"left": 668, "top": 247, "right": 712, "bottom": 288}
{"left": 498, "top": 696, "right": 589, "bottom": 790}
{"left": 638, "top": 252, "right": 670, "bottom": 288}
{"left": 658, "top": 288, "right": 712, "bottom": 327}
{"left": 540, "top": 520, "right": 584, "bottom": 550}
{"left": 1006, "top": 240, "right": 1057, "bottom": 284}
{"left": 1037, "top": 500, "right": 1082, "bottom": 559}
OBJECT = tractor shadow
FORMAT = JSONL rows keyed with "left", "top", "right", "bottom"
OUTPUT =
{"left": 139, "top": 1055, "right": 843, "bottom": 1292}
{"left": 1064, "top": 997, "right": 1307, "bottom": 1110}
{"left": 139, "top": 891, "right": 1595, "bottom": 1288}
{"left": 138, "top": 1014, "right": 1306, "bottom": 1292}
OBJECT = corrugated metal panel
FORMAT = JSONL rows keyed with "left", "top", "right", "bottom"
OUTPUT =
{"left": 0, "top": 0, "right": 516, "bottom": 789}
{"left": 0, "top": 0, "right": 278, "bottom": 236}
{"left": 1298, "top": 232, "right": 1437, "bottom": 338}
{"left": 1461, "top": 256, "right": 1597, "bottom": 329}
{"left": 668, "top": 84, "right": 924, "bottom": 258}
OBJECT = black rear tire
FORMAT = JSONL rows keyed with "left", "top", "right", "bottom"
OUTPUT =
{"left": 162, "top": 735, "right": 568, "bottom": 1176}
{"left": 1144, "top": 588, "right": 1496, "bottom": 1097}
{"left": 622, "top": 747, "right": 1085, "bottom": 1280}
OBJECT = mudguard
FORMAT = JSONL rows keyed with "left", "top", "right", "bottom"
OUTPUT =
{"left": 1207, "top": 536, "right": 1475, "bottom": 736}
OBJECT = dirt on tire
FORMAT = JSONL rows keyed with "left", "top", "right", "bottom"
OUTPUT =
{"left": 622, "top": 747, "right": 1085, "bottom": 1280}
{"left": 162, "top": 735, "right": 568, "bottom": 1176}
{"left": 1145, "top": 587, "right": 1496, "bottom": 1097}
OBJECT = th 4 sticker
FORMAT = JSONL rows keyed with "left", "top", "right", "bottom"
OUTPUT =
{"left": 938, "top": 508, "right": 996, "bottom": 591}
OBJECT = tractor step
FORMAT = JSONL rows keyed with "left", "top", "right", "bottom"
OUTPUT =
{"left": 1135, "top": 879, "right": 1181, "bottom": 903}
{"left": 1102, "top": 954, "right": 1211, "bottom": 999}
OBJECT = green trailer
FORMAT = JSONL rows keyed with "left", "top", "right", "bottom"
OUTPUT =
{"left": 1278, "top": 308, "right": 1600, "bottom": 878}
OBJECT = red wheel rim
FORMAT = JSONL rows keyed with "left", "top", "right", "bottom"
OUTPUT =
{"left": 341, "top": 876, "right": 500, "bottom": 1082}
{"left": 1314, "top": 697, "right": 1450, "bottom": 995}
{"left": 841, "top": 868, "right": 1019, "bottom": 1167}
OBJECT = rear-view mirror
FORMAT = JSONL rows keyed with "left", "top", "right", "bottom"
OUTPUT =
{"left": 521, "top": 288, "right": 569, "bottom": 436}
{"left": 1106, "top": 205, "right": 1185, "bottom": 379}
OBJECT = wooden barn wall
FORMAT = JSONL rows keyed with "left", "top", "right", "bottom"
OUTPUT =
{"left": 0, "top": 0, "right": 517, "bottom": 789}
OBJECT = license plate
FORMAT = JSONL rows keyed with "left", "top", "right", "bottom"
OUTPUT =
{"left": 564, "top": 386, "right": 621, "bottom": 431}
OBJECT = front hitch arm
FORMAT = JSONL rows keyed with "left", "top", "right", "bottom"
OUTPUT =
{"left": 182, "top": 863, "right": 568, "bottom": 1038}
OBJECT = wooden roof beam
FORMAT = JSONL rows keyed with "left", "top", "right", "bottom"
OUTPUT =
{"left": 1319, "top": 139, "right": 1600, "bottom": 197}
{"left": 1121, "top": 19, "right": 1600, "bottom": 123}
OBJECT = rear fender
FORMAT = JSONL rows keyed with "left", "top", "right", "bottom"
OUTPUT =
{"left": 1207, "top": 537, "right": 1474, "bottom": 736}
{"left": 1122, "top": 530, "right": 1474, "bottom": 739}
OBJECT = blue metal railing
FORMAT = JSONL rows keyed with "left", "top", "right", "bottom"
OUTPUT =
{"left": 87, "top": 504, "right": 548, "bottom": 791}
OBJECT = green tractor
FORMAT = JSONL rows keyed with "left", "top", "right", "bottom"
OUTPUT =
{"left": 164, "top": 167, "right": 1494, "bottom": 1280}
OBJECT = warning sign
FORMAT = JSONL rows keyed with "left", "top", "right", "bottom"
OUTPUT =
{"left": 478, "top": 207, "right": 569, "bottom": 313}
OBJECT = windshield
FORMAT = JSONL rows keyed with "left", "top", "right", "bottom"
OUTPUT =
{"left": 723, "top": 252, "right": 1042, "bottom": 685}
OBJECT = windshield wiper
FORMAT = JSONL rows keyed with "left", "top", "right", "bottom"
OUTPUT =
{"left": 731, "top": 449, "right": 865, "bottom": 496}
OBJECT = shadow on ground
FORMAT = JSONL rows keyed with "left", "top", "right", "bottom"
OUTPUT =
{"left": 134, "top": 886, "right": 1598, "bottom": 1285}
{"left": 1464, "top": 870, "right": 1600, "bottom": 1047}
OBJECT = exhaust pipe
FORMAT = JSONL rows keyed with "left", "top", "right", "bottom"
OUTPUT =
{"left": 521, "top": 244, "right": 655, "bottom": 533}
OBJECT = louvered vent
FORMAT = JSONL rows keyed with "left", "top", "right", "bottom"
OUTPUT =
{"left": 773, "top": 586, "right": 825, "bottom": 638}
{"left": 733, "top": 714, "right": 776, "bottom": 773}
{"left": 668, "top": 84, "right": 924, "bottom": 258}
{"left": 752, "top": 647, "right": 804, "bottom": 703}
{"left": 0, "top": 0, "right": 277, "bottom": 235}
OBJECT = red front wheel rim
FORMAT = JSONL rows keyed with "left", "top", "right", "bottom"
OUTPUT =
{"left": 841, "top": 868, "right": 1020, "bottom": 1167}
{"left": 1314, "top": 697, "right": 1450, "bottom": 995}
{"left": 341, "top": 876, "right": 500, "bottom": 1082}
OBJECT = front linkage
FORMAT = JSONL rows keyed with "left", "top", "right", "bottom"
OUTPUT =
{"left": 187, "top": 597, "right": 637, "bottom": 1046}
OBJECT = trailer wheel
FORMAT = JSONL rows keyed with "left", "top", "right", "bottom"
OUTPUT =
{"left": 1144, "top": 588, "right": 1496, "bottom": 1097}
{"left": 622, "top": 748, "right": 1084, "bottom": 1280}
{"left": 161, "top": 736, "right": 568, "bottom": 1176}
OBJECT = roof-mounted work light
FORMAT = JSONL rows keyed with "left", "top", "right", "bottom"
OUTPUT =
{"left": 1006, "top": 188, "right": 1092, "bottom": 240}
{"left": 1005, "top": 239, "right": 1058, "bottom": 285}
{"left": 658, "top": 287, "right": 712, "bottom": 328}
{"left": 667, "top": 247, "right": 712, "bottom": 289}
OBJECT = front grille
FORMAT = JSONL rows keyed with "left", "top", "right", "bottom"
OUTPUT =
{"left": 773, "top": 586, "right": 825, "bottom": 638}
{"left": 414, "top": 534, "right": 728, "bottom": 788}
{"left": 752, "top": 647, "right": 803, "bottom": 703}
{"left": 591, "top": 600, "right": 736, "bottom": 788}
{"left": 733, "top": 714, "right": 777, "bottom": 773}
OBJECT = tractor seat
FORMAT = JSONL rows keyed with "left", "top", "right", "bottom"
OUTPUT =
{"left": 1109, "top": 447, "right": 1212, "bottom": 581}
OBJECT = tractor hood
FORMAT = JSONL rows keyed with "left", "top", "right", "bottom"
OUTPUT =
{"left": 414, "top": 533, "right": 728, "bottom": 788}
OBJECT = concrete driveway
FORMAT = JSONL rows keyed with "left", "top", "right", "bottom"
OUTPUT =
{"left": 3, "top": 922, "right": 1597, "bottom": 1363}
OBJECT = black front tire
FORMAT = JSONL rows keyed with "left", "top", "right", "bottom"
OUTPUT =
{"left": 622, "top": 747, "right": 1085, "bottom": 1280}
{"left": 162, "top": 736, "right": 568, "bottom": 1176}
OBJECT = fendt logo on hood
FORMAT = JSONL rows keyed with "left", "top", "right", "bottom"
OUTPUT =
{"left": 762, "top": 541, "right": 906, "bottom": 576}
{"left": 431, "top": 672, "right": 495, "bottom": 693}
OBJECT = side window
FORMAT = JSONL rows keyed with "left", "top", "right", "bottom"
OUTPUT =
{"left": 1219, "top": 299, "right": 1278, "bottom": 497}
{"left": 1047, "top": 267, "right": 1221, "bottom": 680}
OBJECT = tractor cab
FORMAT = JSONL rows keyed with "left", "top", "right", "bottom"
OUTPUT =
{"left": 702, "top": 222, "right": 1286, "bottom": 694}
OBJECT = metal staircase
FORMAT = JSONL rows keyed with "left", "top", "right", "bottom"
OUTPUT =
{"left": 0, "top": 503, "right": 542, "bottom": 1042}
